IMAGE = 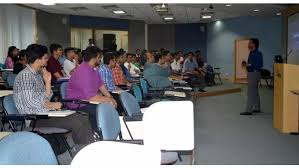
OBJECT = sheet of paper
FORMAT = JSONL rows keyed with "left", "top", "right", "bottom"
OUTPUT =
{"left": 164, "top": 91, "right": 186, "bottom": 98}
{"left": 112, "top": 89, "right": 129, "bottom": 94}
{"left": 0, "top": 90, "right": 13, "bottom": 97}
{"left": 174, "top": 86, "right": 192, "bottom": 90}
{"left": 43, "top": 110, "right": 76, "bottom": 117}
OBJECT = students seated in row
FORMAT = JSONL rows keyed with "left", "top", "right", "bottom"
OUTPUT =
{"left": 124, "top": 53, "right": 141, "bottom": 77}
{"left": 5, "top": 46, "right": 19, "bottom": 69}
{"left": 143, "top": 53, "right": 172, "bottom": 88}
{"left": 63, "top": 47, "right": 79, "bottom": 77}
{"left": 112, "top": 52, "right": 132, "bottom": 87}
{"left": 99, "top": 52, "right": 121, "bottom": 92}
{"left": 46, "top": 43, "right": 65, "bottom": 82}
{"left": 13, "top": 50, "right": 27, "bottom": 74}
{"left": 171, "top": 52, "right": 183, "bottom": 74}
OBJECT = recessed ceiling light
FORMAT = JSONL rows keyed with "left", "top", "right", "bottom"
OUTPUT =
{"left": 113, "top": 10, "right": 126, "bottom": 14}
{"left": 276, "top": 12, "right": 282, "bottom": 16}
{"left": 202, "top": 15, "right": 212, "bottom": 19}
{"left": 253, "top": 9, "right": 260, "bottom": 12}
{"left": 164, "top": 17, "right": 174, "bottom": 20}
{"left": 225, "top": 4, "right": 232, "bottom": 7}
{"left": 40, "top": 3, "right": 56, "bottom": 5}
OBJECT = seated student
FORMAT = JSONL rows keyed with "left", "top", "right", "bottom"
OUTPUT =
{"left": 144, "top": 50, "right": 155, "bottom": 69}
{"left": 171, "top": 52, "right": 183, "bottom": 74}
{"left": 5, "top": 46, "right": 19, "bottom": 69}
{"left": 112, "top": 52, "right": 132, "bottom": 87}
{"left": 132, "top": 55, "right": 141, "bottom": 69}
{"left": 162, "top": 51, "right": 174, "bottom": 72}
{"left": 13, "top": 44, "right": 96, "bottom": 144}
{"left": 66, "top": 46, "right": 117, "bottom": 138}
{"left": 63, "top": 47, "right": 79, "bottom": 77}
{"left": 195, "top": 50, "right": 205, "bottom": 68}
{"left": 46, "top": 43, "right": 64, "bottom": 82}
{"left": 13, "top": 50, "right": 27, "bottom": 74}
{"left": 99, "top": 52, "right": 121, "bottom": 92}
{"left": 120, "top": 53, "right": 132, "bottom": 81}
{"left": 143, "top": 53, "right": 172, "bottom": 88}
{"left": 124, "top": 53, "right": 140, "bottom": 77}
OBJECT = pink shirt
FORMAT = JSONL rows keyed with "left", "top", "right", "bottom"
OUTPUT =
{"left": 5, "top": 57, "right": 14, "bottom": 69}
{"left": 66, "top": 62, "right": 104, "bottom": 108}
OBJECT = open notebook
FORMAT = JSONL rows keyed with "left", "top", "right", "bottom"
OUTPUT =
{"left": 164, "top": 91, "right": 186, "bottom": 98}
{"left": 43, "top": 110, "right": 76, "bottom": 117}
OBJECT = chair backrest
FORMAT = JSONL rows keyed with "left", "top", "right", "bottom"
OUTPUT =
{"left": 3, "top": 94, "right": 18, "bottom": 115}
{"left": 6, "top": 73, "right": 17, "bottom": 87}
{"left": 60, "top": 82, "right": 68, "bottom": 99}
{"left": 139, "top": 78, "right": 149, "bottom": 96}
{"left": 131, "top": 84, "right": 143, "bottom": 102}
{"left": 260, "top": 69, "right": 271, "bottom": 78}
{"left": 71, "top": 141, "right": 160, "bottom": 166}
{"left": 119, "top": 92, "right": 141, "bottom": 116}
{"left": 0, "top": 132, "right": 58, "bottom": 165}
{"left": 2, "top": 71, "right": 12, "bottom": 81}
{"left": 143, "top": 101, "right": 194, "bottom": 151}
{"left": 97, "top": 103, "right": 121, "bottom": 140}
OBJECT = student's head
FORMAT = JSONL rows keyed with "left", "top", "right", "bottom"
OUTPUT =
{"left": 195, "top": 50, "right": 201, "bottom": 56}
{"left": 248, "top": 38, "right": 259, "bottom": 51}
{"left": 16, "top": 50, "right": 27, "bottom": 64}
{"left": 132, "top": 55, "right": 137, "bottom": 63}
{"left": 126, "top": 53, "right": 134, "bottom": 63}
{"left": 115, "top": 52, "right": 125, "bottom": 64}
{"left": 50, "top": 43, "right": 63, "bottom": 57}
{"left": 187, "top": 52, "right": 194, "bottom": 60}
{"left": 174, "top": 52, "right": 180, "bottom": 61}
{"left": 136, "top": 49, "right": 141, "bottom": 54}
{"left": 154, "top": 53, "right": 166, "bottom": 64}
{"left": 103, "top": 52, "right": 117, "bottom": 68}
{"left": 88, "top": 39, "right": 94, "bottom": 44}
{"left": 146, "top": 51, "right": 154, "bottom": 63}
{"left": 26, "top": 44, "right": 49, "bottom": 69}
{"left": 177, "top": 51, "right": 183, "bottom": 57}
{"left": 64, "top": 47, "right": 76, "bottom": 60}
{"left": 83, "top": 46, "right": 102, "bottom": 67}
{"left": 8, "top": 46, "right": 19, "bottom": 58}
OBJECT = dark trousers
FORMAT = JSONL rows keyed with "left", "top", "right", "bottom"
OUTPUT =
{"left": 245, "top": 72, "right": 261, "bottom": 112}
{"left": 35, "top": 104, "right": 98, "bottom": 145}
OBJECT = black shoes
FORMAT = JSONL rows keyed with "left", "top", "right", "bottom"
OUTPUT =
{"left": 240, "top": 112, "right": 253, "bottom": 115}
{"left": 252, "top": 109, "right": 262, "bottom": 113}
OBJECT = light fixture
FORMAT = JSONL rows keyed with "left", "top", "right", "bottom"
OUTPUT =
{"left": 202, "top": 15, "right": 212, "bottom": 19}
{"left": 113, "top": 10, "right": 126, "bottom": 14}
{"left": 164, "top": 17, "right": 174, "bottom": 20}
{"left": 276, "top": 12, "right": 282, "bottom": 16}
{"left": 225, "top": 4, "right": 232, "bottom": 7}
{"left": 253, "top": 9, "right": 260, "bottom": 12}
{"left": 161, "top": 3, "right": 166, "bottom": 8}
{"left": 40, "top": 2, "right": 56, "bottom": 5}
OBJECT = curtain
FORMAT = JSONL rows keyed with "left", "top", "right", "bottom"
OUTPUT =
{"left": 70, "top": 28, "right": 93, "bottom": 50}
{"left": 0, "top": 4, "right": 36, "bottom": 63}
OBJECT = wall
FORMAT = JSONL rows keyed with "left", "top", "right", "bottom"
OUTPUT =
{"left": 207, "top": 16, "right": 282, "bottom": 77}
{"left": 36, "top": 10, "right": 70, "bottom": 48}
{"left": 175, "top": 23, "right": 207, "bottom": 59}
{"left": 148, "top": 24, "right": 175, "bottom": 51}
{"left": 128, "top": 20, "right": 145, "bottom": 52}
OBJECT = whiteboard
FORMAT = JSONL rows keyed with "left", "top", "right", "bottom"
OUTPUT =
{"left": 288, "top": 12, "right": 299, "bottom": 65}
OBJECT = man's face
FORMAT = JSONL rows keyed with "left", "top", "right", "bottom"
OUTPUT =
{"left": 95, "top": 53, "right": 102, "bottom": 66}
{"left": 188, "top": 54, "right": 193, "bottom": 60}
{"left": 127, "top": 55, "right": 132, "bottom": 62}
{"left": 136, "top": 49, "right": 140, "bottom": 55}
{"left": 54, "top": 48, "right": 63, "bottom": 57}
{"left": 178, "top": 52, "right": 183, "bottom": 58}
{"left": 68, "top": 51, "right": 76, "bottom": 60}
{"left": 175, "top": 55, "right": 180, "bottom": 61}
{"left": 248, "top": 40, "right": 255, "bottom": 51}
{"left": 39, "top": 54, "right": 49, "bottom": 68}
{"left": 110, "top": 58, "right": 117, "bottom": 68}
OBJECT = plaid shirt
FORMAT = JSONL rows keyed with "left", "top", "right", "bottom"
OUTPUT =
{"left": 112, "top": 64, "right": 125, "bottom": 85}
{"left": 13, "top": 65, "right": 53, "bottom": 114}
{"left": 99, "top": 64, "right": 116, "bottom": 91}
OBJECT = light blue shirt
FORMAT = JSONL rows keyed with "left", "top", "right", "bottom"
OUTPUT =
{"left": 183, "top": 58, "right": 198, "bottom": 73}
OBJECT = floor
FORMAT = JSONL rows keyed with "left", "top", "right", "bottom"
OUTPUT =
{"left": 193, "top": 81, "right": 299, "bottom": 164}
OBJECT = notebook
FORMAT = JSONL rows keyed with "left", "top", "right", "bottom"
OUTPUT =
{"left": 164, "top": 91, "right": 186, "bottom": 98}
{"left": 112, "top": 89, "right": 129, "bottom": 94}
{"left": 44, "top": 110, "right": 76, "bottom": 117}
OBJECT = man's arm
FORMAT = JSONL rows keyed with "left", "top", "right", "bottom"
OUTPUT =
{"left": 42, "top": 68, "right": 53, "bottom": 98}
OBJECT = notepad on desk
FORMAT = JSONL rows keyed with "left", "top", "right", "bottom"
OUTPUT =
{"left": 164, "top": 91, "right": 186, "bottom": 98}
{"left": 174, "top": 86, "right": 192, "bottom": 90}
{"left": 112, "top": 89, "right": 129, "bottom": 94}
{"left": 44, "top": 110, "right": 76, "bottom": 117}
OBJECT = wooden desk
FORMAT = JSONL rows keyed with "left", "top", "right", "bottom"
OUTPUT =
{"left": 291, "top": 90, "right": 299, "bottom": 133}
{"left": 0, "top": 90, "right": 13, "bottom": 98}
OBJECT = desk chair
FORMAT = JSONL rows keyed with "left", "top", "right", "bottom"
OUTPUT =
{"left": 71, "top": 141, "right": 160, "bottom": 166}
{"left": 259, "top": 68, "right": 273, "bottom": 88}
{"left": 143, "top": 101, "right": 195, "bottom": 165}
{"left": 213, "top": 67, "right": 222, "bottom": 84}
{"left": 119, "top": 92, "right": 142, "bottom": 117}
{"left": 2, "top": 71, "right": 12, "bottom": 82}
{"left": 1, "top": 95, "right": 74, "bottom": 158}
{"left": 0, "top": 132, "right": 58, "bottom": 165}
{"left": 6, "top": 73, "right": 16, "bottom": 90}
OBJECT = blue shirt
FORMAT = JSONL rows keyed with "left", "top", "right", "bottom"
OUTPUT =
{"left": 99, "top": 64, "right": 116, "bottom": 91}
{"left": 183, "top": 58, "right": 198, "bottom": 73}
{"left": 120, "top": 64, "right": 131, "bottom": 81}
{"left": 247, "top": 49, "right": 263, "bottom": 72}
{"left": 58, "top": 55, "right": 66, "bottom": 66}
{"left": 143, "top": 63, "right": 172, "bottom": 88}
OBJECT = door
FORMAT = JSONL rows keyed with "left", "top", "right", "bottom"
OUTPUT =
{"left": 103, "top": 34, "right": 116, "bottom": 51}
{"left": 235, "top": 39, "right": 250, "bottom": 84}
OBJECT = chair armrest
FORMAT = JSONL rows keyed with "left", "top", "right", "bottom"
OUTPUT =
{"left": 123, "top": 114, "right": 143, "bottom": 122}
{"left": 0, "top": 114, "right": 42, "bottom": 121}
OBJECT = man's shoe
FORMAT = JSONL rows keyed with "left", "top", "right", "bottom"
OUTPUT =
{"left": 252, "top": 110, "right": 262, "bottom": 113}
{"left": 240, "top": 112, "right": 253, "bottom": 115}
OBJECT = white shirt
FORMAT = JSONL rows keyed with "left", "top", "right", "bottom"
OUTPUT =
{"left": 124, "top": 62, "right": 140, "bottom": 77}
{"left": 171, "top": 60, "right": 182, "bottom": 72}
{"left": 63, "top": 59, "right": 76, "bottom": 77}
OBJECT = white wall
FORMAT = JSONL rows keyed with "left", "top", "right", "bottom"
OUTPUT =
{"left": 0, "top": 4, "right": 36, "bottom": 63}
{"left": 94, "top": 30, "right": 128, "bottom": 52}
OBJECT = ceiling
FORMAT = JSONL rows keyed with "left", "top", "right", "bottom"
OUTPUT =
{"left": 24, "top": 4, "right": 288, "bottom": 24}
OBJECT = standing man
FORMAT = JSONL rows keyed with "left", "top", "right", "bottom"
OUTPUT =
{"left": 241, "top": 38, "right": 263, "bottom": 115}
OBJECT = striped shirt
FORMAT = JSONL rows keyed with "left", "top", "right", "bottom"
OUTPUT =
{"left": 99, "top": 64, "right": 116, "bottom": 92}
{"left": 13, "top": 65, "right": 53, "bottom": 114}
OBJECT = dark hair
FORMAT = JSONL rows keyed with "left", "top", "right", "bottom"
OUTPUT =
{"left": 15, "top": 50, "right": 27, "bottom": 62}
{"left": 26, "top": 44, "right": 48, "bottom": 64}
{"left": 49, "top": 43, "right": 62, "bottom": 54}
{"left": 64, "top": 47, "right": 76, "bottom": 56}
{"left": 195, "top": 50, "right": 201, "bottom": 54}
{"left": 115, "top": 52, "right": 122, "bottom": 59}
{"left": 103, "top": 52, "right": 117, "bottom": 65}
{"left": 188, "top": 52, "right": 194, "bottom": 56}
{"left": 154, "top": 53, "right": 163, "bottom": 63}
{"left": 83, "top": 46, "right": 101, "bottom": 62}
{"left": 7, "top": 46, "right": 17, "bottom": 58}
{"left": 250, "top": 38, "right": 259, "bottom": 49}
{"left": 127, "top": 53, "right": 134, "bottom": 57}
{"left": 162, "top": 50, "right": 170, "bottom": 56}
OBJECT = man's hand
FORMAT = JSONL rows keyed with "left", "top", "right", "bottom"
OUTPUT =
{"left": 46, "top": 102, "right": 62, "bottom": 110}
{"left": 107, "top": 97, "right": 117, "bottom": 108}
{"left": 42, "top": 68, "right": 52, "bottom": 83}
